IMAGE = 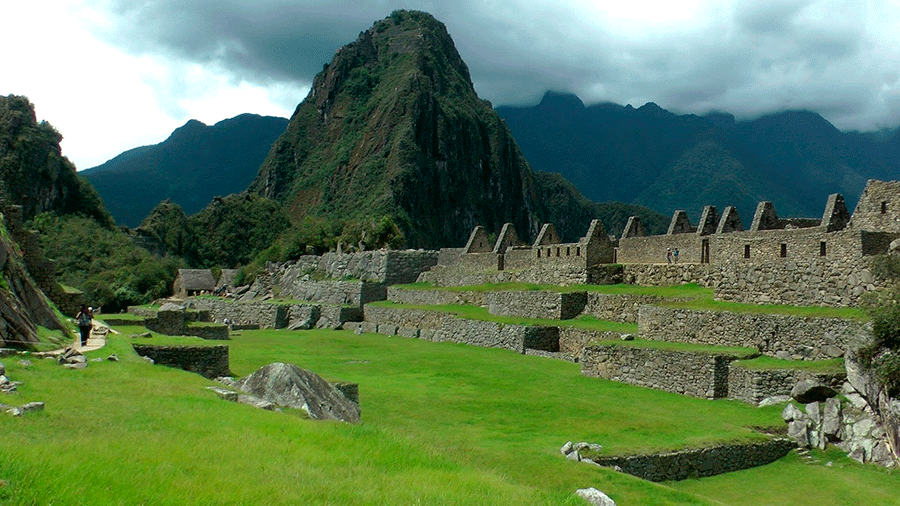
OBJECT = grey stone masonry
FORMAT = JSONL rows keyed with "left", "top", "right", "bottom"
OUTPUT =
{"left": 849, "top": 179, "right": 900, "bottom": 233}
{"left": 486, "top": 291, "right": 587, "bottom": 320}
{"left": 581, "top": 344, "right": 737, "bottom": 399}
{"left": 728, "top": 365, "right": 846, "bottom": 404}
{"left": 386, "top": 287, "right": 486, "bottom": 307}
{"left": 559, "top": 328, "right": 629, "bottom": 355}
{"left": 362, "top": 304, "right": 559, "bottom": 353}
{"left": 589, "top": 439, "right": 795, "bottom": 482}
{"left": 132, "top": 344, "right": 230, "bottom": 379}
{"left": 582, "top": 293, "right": 670, "bottom": 323}
{"left": 638, "top": 306, "right": 868, "bottom": 360}
{"left": 274, "top": 250, "right": 439, "bottom": 285}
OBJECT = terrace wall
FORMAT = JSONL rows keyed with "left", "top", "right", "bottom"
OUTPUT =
{"left": 132, "top": 344, "right": 230, "bottom": 379}
{"left": 590, "top": 439, "right": 795, "bottom": 482}
{"left": 638, "top": 306, "right": 868, "bottom": 360}
{"left": 362, "top": 305, "right": 558, "bottom": 353}
{"left": 386, "top": 287, "right": 486, "bottom": 306}
{"left": 727, "top": 365, "right": 847, "bottom": 404}
{"left": 581, "top": 344, "right": 734, "bottom": 399}
{"left": 486, "top": 291, "right": 587, "bottom": 320}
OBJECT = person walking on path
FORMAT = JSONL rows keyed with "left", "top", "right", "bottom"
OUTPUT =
{"left": 666, "top": 247, "right": 672, "bottom": 264}
{"left": 673, "top": 248, "right": 679, "bottom": 264}
{"left": 75, "top": 305, "right": 93, "bottom": 347}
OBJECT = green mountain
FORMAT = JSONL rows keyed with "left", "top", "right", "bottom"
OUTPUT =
{"left": 496, "top": 92, "right": 899, "bottom": 221}
{"left": 249, "top": 10, "right": 653, "bottom": 247}
{"left": 0, "top": 95, "right": 111, "bottom": 225}
{"left": 83, "top": 114, "right": 289, "bottom": 227}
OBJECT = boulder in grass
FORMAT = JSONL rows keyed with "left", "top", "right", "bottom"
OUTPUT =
{"left": 233, "top": 362, "right": 360, "bottom": 423}
{"left": 791, "top": 379, "right": 837, "bottom": 403}
{"left": 575, "top": 488, "right": 616, "bottom": 506}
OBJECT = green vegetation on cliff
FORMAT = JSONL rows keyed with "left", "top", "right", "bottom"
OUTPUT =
{"left": 251, "top": 10, "right": 659, "bottom": 248}
{"left": 0, "top": 95, "right": 112, "bottom": 226}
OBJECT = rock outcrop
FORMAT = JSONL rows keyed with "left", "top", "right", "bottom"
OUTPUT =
{"left": 232, "top": 362, "right": 360, "bottom": 423}
{"left": 782, "top": 360, "right": 900, "bottom": 467}
{"left": 0, "top": 208, "right": 68, "bottom": 348}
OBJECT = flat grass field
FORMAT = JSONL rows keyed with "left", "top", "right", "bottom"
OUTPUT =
{"left": 1, "top": 326, "right": 897, "bottom": 505}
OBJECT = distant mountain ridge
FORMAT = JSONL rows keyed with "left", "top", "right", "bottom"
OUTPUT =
{"left": 83, "top": 113, "right": 289, "bottom": 227}
{"left": 496, "top": 91, "right": 900, "bottom": 221}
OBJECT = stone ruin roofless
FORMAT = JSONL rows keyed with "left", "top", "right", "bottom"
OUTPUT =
{"left": 446, "top": 180, "right": 900, "bottom": 307}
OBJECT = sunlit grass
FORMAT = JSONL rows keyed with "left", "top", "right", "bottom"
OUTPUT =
{"left": 2, "top": 327, "right": 896, "bottom": 505}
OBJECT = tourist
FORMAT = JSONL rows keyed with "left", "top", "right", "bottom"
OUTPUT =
{"left": 75, "top": 305, "right": 93, "bottom": 347}
{"left": 666, "top": 247, "right": 672, "bottom": 264}
{"left": 673, "top": 248, "right": 679, "bottom": 263}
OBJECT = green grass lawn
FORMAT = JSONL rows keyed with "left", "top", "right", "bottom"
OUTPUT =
{"left": 1, "top": 327, "right": 897, "bottom": 505}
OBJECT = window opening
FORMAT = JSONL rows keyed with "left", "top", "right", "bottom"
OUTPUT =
{"left": 780, "top": 244, "right": 787, "bottom": 258}
{"left": 820, "top": 242, "right": 826, "bottom": 256}
{"left": 744, "top": 244, "right": 750, "bottom": 258}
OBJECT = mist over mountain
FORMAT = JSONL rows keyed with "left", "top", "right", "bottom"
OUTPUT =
{"left": 83, "top": 114, "right": 289, "bottom": 227}
{"left": 496, "top": 91, "right": 900, "bottom": 221}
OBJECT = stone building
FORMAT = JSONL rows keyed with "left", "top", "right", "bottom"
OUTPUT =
{"left": 172, "top": 269, "right": 216, "bottom": 298}
{"left": 431, "top": 180, "right": 900, "bottom": 307}
{"left": 423, "top": 219, "right": 616, "bottom": 286}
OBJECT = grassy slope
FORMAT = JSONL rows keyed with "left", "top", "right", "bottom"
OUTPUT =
{"left": 2, "top": 326, "right": 897, "bottom": 505}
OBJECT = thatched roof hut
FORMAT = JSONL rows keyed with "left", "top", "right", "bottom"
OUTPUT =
{"left": 172, "top": 269, "right": 215, "bottom": 298}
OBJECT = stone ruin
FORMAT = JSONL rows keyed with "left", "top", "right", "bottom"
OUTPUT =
{"left": 425, "top": 179, "right": 900, "bottom": 308}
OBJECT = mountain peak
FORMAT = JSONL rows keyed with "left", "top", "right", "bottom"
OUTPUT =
{"left": 537, "top": 91, "right": 585, "bottom": 110}
{"left": 250, "top": 11, "right": 605, "bottom": 247}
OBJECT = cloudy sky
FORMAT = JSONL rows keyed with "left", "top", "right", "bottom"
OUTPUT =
{"left": 5, "top": 0, "right": 900, "bottom": 169}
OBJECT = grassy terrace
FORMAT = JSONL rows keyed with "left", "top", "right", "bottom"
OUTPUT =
{"left": 592, "top": 339, "right": 760, "bottom": 358}
{"left": 2, "top": 325, "right": 896, "bottom": 505}
{"left": 394, "top": 282, "right": 868, "bottom": 320}
{"left": 368, "top": 301, "right": 638, "bottom": 333}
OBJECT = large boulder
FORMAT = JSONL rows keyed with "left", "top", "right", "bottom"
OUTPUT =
{"left": 233, "top": 362, "right": 360, "bottom": 423}
{"left": 574, "top": 488, "right": 616, "bottom": 506}
{"left": 791, "top": 379, "right": 838, "bottom": 403}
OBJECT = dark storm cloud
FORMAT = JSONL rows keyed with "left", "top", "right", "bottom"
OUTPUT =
{"left": 96, "top": 0, "right": 900, "bottom": 131}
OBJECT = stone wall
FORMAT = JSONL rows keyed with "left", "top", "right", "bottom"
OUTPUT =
{"left": 486, "top": 291, "right": 587, "bottom": 320}
{"left": 386, "top": 287, "right": 486, "bottom": 306}
{"left": 559, "top": 328, "right": 628, "bottom": 355}
{"left": 362, "top": 305, "right": 559, "bottom": 353}
{"left": 273, "top": 250, "right": 438, "bottom": 285}
{"left": 273, "top": 275, "right": 386, "bottom": 307}
{"left": 582, "top": 293, "right": 669, "bottom": 323}
{"left": 638, "top": 306, "right": 868, "bottom": 360}
{"left": 713, "top": 255, "right": 883, "bottom": 307}
{"left": 728, "top": 365, "right": 846, "bottom": 404}
{"left": 421, "top": 262, "right": 621, "bottom": 287}
{"left": 132, "top": 344, "right": 230, "bottom": 379}
{"left": 849, "top": 179, "right": 900, "bottom": 233}
{"left": 187, "top": 298, "right": 286, "bottom": 328}
{"left": 589, "top": 439, "right": 795, "bottom": 482}
{"left": 581, "top": 344, "right": 735, "bottom": 399}
{"left": 621, "top": 264, "right": 716, "bottom": 288}
{"left": 186, "top": 297, "right": 362, "bottom": 330}
{"left": 616, "top": 233, "right": 705, "bottom": 265}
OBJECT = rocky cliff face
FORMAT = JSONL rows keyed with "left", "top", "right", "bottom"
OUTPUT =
{"left": 251, "top": 10, "right": 602, "bottom": 248}
{"left": 0, "top": 95, "right": 111, "bottom": 226}
{"left": 0, "top": 207, "right": 68, "bottom": 348}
